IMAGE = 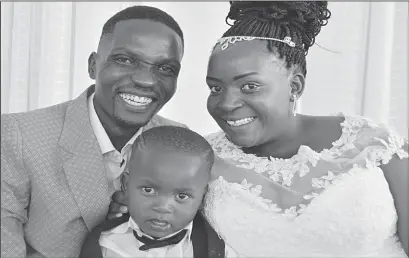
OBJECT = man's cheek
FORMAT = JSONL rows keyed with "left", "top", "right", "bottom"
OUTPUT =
{"left": 99, "top": 66, "right": 131, "bottom": 86}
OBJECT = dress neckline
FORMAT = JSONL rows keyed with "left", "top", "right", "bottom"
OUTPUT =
{"left": 215, "top": 113, "right": 354, "bottom": 162}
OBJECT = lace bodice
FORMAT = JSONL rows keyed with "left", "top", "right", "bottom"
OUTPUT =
{"left": 203, "top": 114, "right": 408, "bottom": 257}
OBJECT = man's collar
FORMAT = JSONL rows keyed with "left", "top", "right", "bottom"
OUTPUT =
{"left": 88, "top": 93, "right": 142, "bottom": 154}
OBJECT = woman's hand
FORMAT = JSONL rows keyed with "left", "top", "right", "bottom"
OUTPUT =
{"left": 107, "top": 191, "right": 128, "bottom": 220}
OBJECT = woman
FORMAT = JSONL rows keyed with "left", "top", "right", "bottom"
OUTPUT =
{"left": 203, "top": 1, "right": 408, "bottom": 257}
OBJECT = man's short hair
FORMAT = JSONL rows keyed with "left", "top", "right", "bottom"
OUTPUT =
{"left": 100, "top": 5, "right": 184, "bottom": 46}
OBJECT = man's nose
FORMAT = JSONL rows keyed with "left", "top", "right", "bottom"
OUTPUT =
{"left": 130, "top": 67, "right": 156, "bottom": 88}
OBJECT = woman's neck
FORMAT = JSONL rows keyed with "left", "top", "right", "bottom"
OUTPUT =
{"left": 243, "top": 115, "right": 307, "bottom": 159}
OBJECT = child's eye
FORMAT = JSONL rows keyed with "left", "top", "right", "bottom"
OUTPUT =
{"left": 141, "top": 187, "right": 156, "bottom": 195}
{"left": 176, "top": 193, "right": 190, "bottom": 201}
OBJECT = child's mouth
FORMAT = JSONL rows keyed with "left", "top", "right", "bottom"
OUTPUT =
{"left": 147, "top": 219, "right": 171, "bottom": 231}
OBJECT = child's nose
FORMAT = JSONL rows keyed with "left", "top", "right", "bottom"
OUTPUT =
{"left": 152, "top": 197, "right": 173, "bottom": 214}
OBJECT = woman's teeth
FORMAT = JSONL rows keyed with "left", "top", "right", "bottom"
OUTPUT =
{"left": 226, "top": 117, "right": 255, "bottom": 127}
{"left": 119, "top": 93, "right": 153, "bottom": 106}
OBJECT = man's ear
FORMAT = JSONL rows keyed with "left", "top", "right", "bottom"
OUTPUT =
{"left": 88, "top": 52, "right": 98, "bottom": 80}
{"left": 120, "top": 172, "right": 130, "bottom": 196}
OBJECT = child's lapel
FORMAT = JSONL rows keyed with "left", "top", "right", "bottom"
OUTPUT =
{"left": 192, "top": 212, "right": 225, "bottom": 258}
{"left": 79, "top": 213, "right": 130, "bottom": 258}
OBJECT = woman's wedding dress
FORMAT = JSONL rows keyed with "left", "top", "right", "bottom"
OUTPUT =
{"left": 204, "top": 114, "right": 408, "bottom": 257}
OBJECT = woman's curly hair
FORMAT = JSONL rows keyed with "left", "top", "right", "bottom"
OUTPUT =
{"left": 223, "top": 1, "right": 331, "bottom": 76}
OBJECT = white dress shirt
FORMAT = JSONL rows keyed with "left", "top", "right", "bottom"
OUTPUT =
{"left": 99, "top": 217, "right": 194, "bottom": 258}
{"left": 88, "top": 93, "right": 142, "bottom": 195}
{"left": 99, "top": 217, "right": 239, "bottom": 258}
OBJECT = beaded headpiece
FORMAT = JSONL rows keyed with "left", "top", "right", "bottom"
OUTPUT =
{"left": 216, "top": 36, "right": 296, "bottom": 51}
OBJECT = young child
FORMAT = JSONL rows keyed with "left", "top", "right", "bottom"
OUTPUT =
{"left": 79, "top": 126, "right": 236, "bottom": 258}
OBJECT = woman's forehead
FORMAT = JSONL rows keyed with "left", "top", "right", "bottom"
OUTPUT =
{"left": 208, "top": 42, "right": 288, "bottom": 76}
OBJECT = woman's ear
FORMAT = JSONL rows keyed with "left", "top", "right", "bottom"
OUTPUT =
{"left": 289, "top": 71, "right": 305, "bottom": 98}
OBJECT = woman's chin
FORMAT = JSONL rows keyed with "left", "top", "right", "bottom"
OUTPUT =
{"left": 226, "top": 133, "right": 257, "bottom": 148}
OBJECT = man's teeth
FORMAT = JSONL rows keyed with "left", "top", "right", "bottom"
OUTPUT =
{"left": 119, "top": 93, "right": 153, "bottom": 106}
{"left": 226, "top": 117, "right": 255, "bottom": 127}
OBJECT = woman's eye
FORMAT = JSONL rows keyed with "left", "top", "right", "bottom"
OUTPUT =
{"left": 141, "top": 187, "right": 156, "bottom": 195}
{"left": 176, "top": 193, "right": 190, "bottom": 201}
{"left": 242, "top": 83, "right": 260, "bottom": 92}
{"left": 209, "top": 86, "right": 222, "bottom": 94}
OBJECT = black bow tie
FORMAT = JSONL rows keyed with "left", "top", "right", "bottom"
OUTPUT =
{"left": 133, "top": 229, "right": 188, "bottom": 251}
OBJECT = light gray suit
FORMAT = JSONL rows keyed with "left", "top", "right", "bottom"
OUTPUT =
{"left": 1, "top": 86, "right": 185, "bottom": 258}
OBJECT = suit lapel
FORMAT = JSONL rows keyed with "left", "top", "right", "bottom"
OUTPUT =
{"left": 59, "top": 86, "right": 110, "bottom": 231}
{"left": 58, "top": 88, "right": 172, "bottom": 231}
{"left": 192, "top": 213, "right": 208, "bottom": 258}
{"left": 192, "top": 212, "right": 225, "bottom": 258}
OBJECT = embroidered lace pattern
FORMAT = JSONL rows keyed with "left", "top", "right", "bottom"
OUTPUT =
{"left": 203, "top": 114, "right": 408, "bottom": 257}
{"left": 205, "top": 114, "right": 408, "bottom": 219}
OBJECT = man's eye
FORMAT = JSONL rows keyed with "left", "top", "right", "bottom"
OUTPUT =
{"left": 209, "top": 86, "right": 222, "bottom": 94}
{"left": 176, "top": 193, "right": 190, "bottom": 201}
{"left": 115, "top": 56, "right": 133, "bottom": 65}
{"left": 141, "top": 187, "right": 156, "bottom": 195}
{"left": 158, "top": 65, "right": 177, "bottom": 75}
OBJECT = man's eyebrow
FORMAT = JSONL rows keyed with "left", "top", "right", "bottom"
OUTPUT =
{"left": 162, "top": 58, "right": 181, "bottom": 69}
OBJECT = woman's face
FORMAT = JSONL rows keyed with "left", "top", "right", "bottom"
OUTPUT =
{"left": 206, "top": 40, "right": 293, "bottom": 147}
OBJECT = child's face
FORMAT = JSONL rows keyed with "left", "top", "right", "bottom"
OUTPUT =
{"left": 126, "top": 148, "right": 210, "bottom": 238}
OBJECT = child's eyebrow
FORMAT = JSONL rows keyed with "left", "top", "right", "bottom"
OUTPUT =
{"left": 175, "top": 187, "right": 194, "bottom": 193}
{"left": 137, "top": 178, "right": 159, "bottom": 187}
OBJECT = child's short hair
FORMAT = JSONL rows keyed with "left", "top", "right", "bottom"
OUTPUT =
{"left": 132, "top": 126, "right": 215, "bottom": 171}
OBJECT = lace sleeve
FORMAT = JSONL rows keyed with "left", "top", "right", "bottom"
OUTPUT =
{"left": 342, "top": 115, "right": 408, "bottom": 166}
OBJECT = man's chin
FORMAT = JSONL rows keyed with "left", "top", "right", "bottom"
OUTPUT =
{"left": 114, "top": 114, "right": 155, "bottom": 129}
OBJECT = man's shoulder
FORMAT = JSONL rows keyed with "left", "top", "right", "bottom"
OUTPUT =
{"left": 2, "top": 101, "right": 71, "bottom": 125}
{"left": 150, "top": 114, "right": 188, "bottom": 128}
{"left": 1, "top": 100, "right": 73, "bottom": 140}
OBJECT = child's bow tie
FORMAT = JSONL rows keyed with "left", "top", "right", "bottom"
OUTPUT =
{"left": 133, "top": 229, "right": 188, "bottom": 251}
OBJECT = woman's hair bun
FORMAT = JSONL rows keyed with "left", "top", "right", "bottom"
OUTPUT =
{"left": 226, "top": 1, "right": 331, "bottom": 48}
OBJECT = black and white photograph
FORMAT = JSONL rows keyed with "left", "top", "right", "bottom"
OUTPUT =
{"left": 1, "top": 1, "right": 408, "bottom": 257}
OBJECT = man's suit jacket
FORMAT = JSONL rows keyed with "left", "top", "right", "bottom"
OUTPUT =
{"left": 1, "top": 86, "right": 186, "bottom": 258}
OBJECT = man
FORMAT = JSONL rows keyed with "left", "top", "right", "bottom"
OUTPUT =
{"left": 1, "top": 6, "right": 185, "bottom": 258}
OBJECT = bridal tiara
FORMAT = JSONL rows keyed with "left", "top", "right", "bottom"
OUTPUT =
{"left": 216, "top": 36, "right": 296, "bottom": 51}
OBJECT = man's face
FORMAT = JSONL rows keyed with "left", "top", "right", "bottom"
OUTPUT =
{"left": 126, "top": 148, "right": 210, "bottom": 238}
{"left": 89, "top": 19, "right": 183, "bottom": 130}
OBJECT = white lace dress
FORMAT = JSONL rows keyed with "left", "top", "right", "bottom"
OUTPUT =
{"left": 204, "top": 114, "right": 408, "bottom": 257}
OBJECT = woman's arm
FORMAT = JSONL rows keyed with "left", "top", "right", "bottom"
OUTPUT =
{"left": 382, "top": 142, "right": 409, "bottom": 255}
